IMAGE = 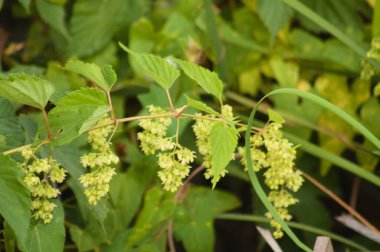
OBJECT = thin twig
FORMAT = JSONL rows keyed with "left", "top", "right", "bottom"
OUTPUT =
{"left": 167, "top": 218, "right": 176, "bottom": 252}
{"left": 301, "top": 171, "right": 380, "bottom": 237}
{"left": 175, "top": 165, "right": 205, "bottom": 203}
{"left": 166, "top": 89, "right": 176, "bottom": 113}
{"left": 349, "top": 177, "right": 361, "bottom": 209}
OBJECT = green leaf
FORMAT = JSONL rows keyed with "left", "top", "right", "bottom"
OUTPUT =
{"left": 0, "top": 135, "right": 6, "bottom": 147}
{"left": 374, "top": 0, "right": 380, "bottom": 38}
{"left": 257, "top": 0, "right": 294, "bottom": 38}
{"left": 17, "top": 0, "right": 31, "bottom": 13}
{"left": 119, "top": 43, "right": 180, "bottom": 90}
{"left": 267, "top": 109, "right": 285, "bottom": 124}
{"left": 48, "top": 88, "right": 110, "bottom": 145}
{"left": 66, "top": 0, "right": 148, "bottom": 57}
{"left": 125, "top": 187, "right": 175, "bottom": 249}
{"left": 174, "top": 186, "right": 240, "bottom": 252}
{"left": 0, "top": 98, "right": 24, "bottom": 150}
{"left": 210, "top": 122, "right": 238, "bottom": 187}
{"left": 26, "top": 201, "right": 65, "bottom": 252}
{"left": 0, "top": 73, "right": 54, "bottom": 110}
{"left": 35, "top": 0, "right": 69, "bottom": 38}
{"left": 109, "top": 154, "right": 157, "bottom": 228}
{"left": 185, "top": 96, "right": 220, "bottom": 116}
{"left": 0, "top": 155, "right": 31, "bottom": 251}
{"left": 65, "top": 60, "right": 116, "bottom": 91}
{"left": 174, "top": 59, "right": 224, "bottom": 100}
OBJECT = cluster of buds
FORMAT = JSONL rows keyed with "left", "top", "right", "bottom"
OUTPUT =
{"left": 193, "top": 105, "right": 235, "bottom": 182}
{"left": 239, "top": 122, "right": 303, "bottom": 238}
{"left": 157, "top": 145, "right": 195, "bottom": 192}
{"left": 21, "top": 147, "right": 66, "bottom": 223}
{"left": 361, "top": 37, "right": 380, "bottom": 80}
{"left": 79, "top": 116, "right": 119, "bottom": 205}
{"left": 137, "top": 106, "right": 196, "bottom": 192}
{"left": 137, "top": 105, "right": 174, "bottom": 155}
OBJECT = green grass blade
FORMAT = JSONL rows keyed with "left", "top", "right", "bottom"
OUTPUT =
{"left": 217, "top": 213, "right": 369, "bottom": 251}
{"left": 245, "top": 96, "right": 313, "bottom": 252}
{"left": 282, "top": 0, "right": 366, "bottom": 58}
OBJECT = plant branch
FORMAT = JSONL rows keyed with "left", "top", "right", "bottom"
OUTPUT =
{"left": 301, "top": 170, "right": 380, "bottom": 237}
{"left": 166, "top": 89, "right": 176, "bottom": 113}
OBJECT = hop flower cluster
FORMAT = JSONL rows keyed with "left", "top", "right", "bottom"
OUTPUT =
{"left": 238, "top": 123, "right": 303, "bottom": 238}
{"left": 193, "top": 105, "right": 234, "bottom": 181}
{"left": 137, "top": 106, "right": 196, "bottom": 192}
{"left": 137, "top": 105, "right": 174, "bottom": 155}
{"left": 361, "top": 37, "right": 380, "bottom": 80}
{"left": 79, "top": 116, "right": 119, "bottom": 205}
{"left": 157, "top": 145, "right": 195, "bottom": 192}
{"left": 21, "top": 148, "right": 66, "bottom": 223}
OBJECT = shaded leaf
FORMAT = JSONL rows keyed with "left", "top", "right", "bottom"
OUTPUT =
{"left": 0, "top": 155, "right": 31, "bottom": 251}
{"left": 257, "top": 0, "right": 294, "bottom": 38}
{"left": 268, "top": 109, "right": 285, "bottom": 124}
{"left": 0, "top": 98, "right": 24, "bottom": 151}
{"left": 0, "top": 73, "right": 54, "bottom": 110}
{"left": 26, "top": 201, "right": 65, "bottom": 252}
{"left": 36, "top": 0, "right": 68, "bottom": 38}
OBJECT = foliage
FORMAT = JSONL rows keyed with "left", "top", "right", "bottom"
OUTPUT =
{"left": 0, "top": 0, "right": 380, "bottom": 251}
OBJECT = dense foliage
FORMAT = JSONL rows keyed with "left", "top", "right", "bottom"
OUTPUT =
{"left": 0, "top": 0, "right": 380, "bottom": 251}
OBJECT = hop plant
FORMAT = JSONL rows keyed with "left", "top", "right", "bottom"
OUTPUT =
{"left": 193, "top": 105, "right": 235, "bottom": 181}
{"left": 361, "top": 37, "right": 380, "bottom": 80}
{"left": 239, "top": 122, "right": 303, "bottom": 238}
{"left": 21, "top": 148, "right": 66, "bottom": 223}
{"left": 79, "top": 116, "right": 119, "bottom": 205}
{"left": 137, "top": 105, "right": 174, "bottom": 155}
{"left": 157, "top": 145, "right": 195, "bottom": 192}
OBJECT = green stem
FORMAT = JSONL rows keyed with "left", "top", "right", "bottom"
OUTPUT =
{"left": 216, "top": 213, "right": 369, "bottom": 251}
{"left": 42, "top": 109, "right": 52, "bottom": 140}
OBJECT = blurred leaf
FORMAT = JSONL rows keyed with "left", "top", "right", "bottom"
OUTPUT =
{"left": 360, "top": 97, "right": 380, "bottom": 138}
{"left": 48, "top": 88, "right": 109, "bottom": 145}
{"left": 26, "top": 201, "right": 65, "bottom": 252}
{"left": 238, "top": 68, "right": 262, "bottom": 97}
{"left": 65, "top": 60, "right": 116, "bottom": 91}
{"left": 374, "top": 83, "right": 380, "bottom": 96}
{"left": 120, "top": 44, "right": 180, "bottom": 90}
{"left": 270, "top": 57, "right": 299, "bottom": 88}
{"left": 125, "top": 187, "right": 175, "bottom": 249}
{"left": 0, "top": 73, "right": 54, "bottom": 110}
{"left": 0, "top": 98, "right": 24, "bottom": 151}
{"left": 257, "top": 0, "right": 294, "bottom": 38}
{"left": 210, "top": 122, "right": 238, "bottom": 187}
{"left": 109, "top": 157, "right": 157, "bottom": 229}
{"left": 0, "top": 155, "right": 31, "bottom": 251}
{"left": 267, "top": 109, "right": 285, "bottom": 124}
{"left": 36, "top": 0, "right": 68, "bottom": 38}
{"left": 174, "top": 58, "right": 224, "bottom": 100}
{"left": 315, "top": 74, "right": 355, "bottom": 175}
{"left": 185, "top": 96, "right": 220, "bottom": 116}
{"left": 66, "top": 0, "right": 148, "bottom": 57}
{"left": 374, "top": 0, "right": 380, "bottom": 38}
{"left": 17, "top": 0, "right": 30, "bottom": 13}
{"left": 174, "top": 186, "right": 240, "bottom": 252}
{"left": 0, "top": 135, "right": 6, "bottom": 147}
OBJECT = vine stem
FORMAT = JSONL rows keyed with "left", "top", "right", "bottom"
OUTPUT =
{"left": 166, "top": 164, "right": 206, "bottom": 252}
{"left": 42, "top": 109, "right": 52, "bottom": 140}
{"left": 106, "top": 91, "right": 117, "bottom": 124}
{"left": 301, "top": 171, "right": 380, "bottom": 237}
{"left": 165, "top": 89, "right": 176, "bottom": 113}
